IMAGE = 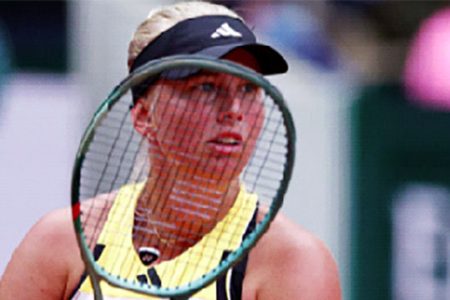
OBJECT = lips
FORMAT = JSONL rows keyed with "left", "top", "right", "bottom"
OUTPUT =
{"left": 208, "top": 132, "right": 243, "bottom": 145}
{"left": 207, "top": 132, "right": 243, "bottom": 155}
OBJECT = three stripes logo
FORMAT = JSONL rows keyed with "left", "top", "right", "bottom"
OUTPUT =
{"left": 211, "top": 22, "right": 243, "bottom": 39}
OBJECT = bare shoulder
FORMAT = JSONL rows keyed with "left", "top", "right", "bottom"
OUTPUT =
{"left": 0, "top": 194, "right": 114, "bottom": 300}
{"left": 15, "top": 207, "right": 76, "bottom": 264}
{"left": 244, "top": 211, "right": 342, "bottom": 300}
{"left": 0, "top": 207, "right": 81, "bottom": 299}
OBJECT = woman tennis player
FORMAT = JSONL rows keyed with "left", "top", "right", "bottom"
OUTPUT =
{"left": 0, "top": 2, "right": 341, "bottom": 299}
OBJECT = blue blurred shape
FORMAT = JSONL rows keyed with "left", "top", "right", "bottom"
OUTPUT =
{"left": 257, "top": 4, "right": 339, "bottom": 71}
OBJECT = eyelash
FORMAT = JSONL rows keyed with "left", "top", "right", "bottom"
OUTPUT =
{"left": 197, "top": 82, "right": 216, "bottom": 93}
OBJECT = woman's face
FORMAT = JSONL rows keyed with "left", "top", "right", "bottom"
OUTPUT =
{"left": 141, "top": 50, "right": 265, "bottom": 181}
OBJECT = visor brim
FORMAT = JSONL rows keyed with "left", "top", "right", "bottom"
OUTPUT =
{"left": 161, "top": 42, "right": 288, "bottom": 80}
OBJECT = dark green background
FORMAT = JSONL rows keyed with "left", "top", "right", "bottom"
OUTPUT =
{"left": 352, "top": 84, "right": 450, "bottom": 300}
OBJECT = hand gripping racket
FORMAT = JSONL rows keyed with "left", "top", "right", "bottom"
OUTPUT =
{"left": 71, "top": 55, "right": 296, "bottom": 299}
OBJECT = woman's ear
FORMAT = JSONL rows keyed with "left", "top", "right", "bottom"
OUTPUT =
{"left": 131, "top": 99, "right": 153, "bottom": 137}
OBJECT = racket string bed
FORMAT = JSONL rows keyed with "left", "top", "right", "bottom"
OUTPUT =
{"left": 72, "top": 56, "right": 295, "bottom": 299}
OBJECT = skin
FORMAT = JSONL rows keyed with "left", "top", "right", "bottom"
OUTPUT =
{"left": 0, "top": 49, "right": 342, "bottom": 299}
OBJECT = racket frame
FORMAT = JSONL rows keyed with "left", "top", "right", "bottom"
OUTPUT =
{"left": 71, "top": 55, "right": 296, "bottom": 299}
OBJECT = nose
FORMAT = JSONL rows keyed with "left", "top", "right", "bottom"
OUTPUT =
{"left": 217, "top": 97, "right": 243, "bottom": 124}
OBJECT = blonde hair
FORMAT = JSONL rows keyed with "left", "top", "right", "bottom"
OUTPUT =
{"left": 127, "top": 1, "right": 241, "bottom": 69}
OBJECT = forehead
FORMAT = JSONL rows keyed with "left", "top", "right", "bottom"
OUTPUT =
{"left": 161, "top": 68, "right": 258, "bottom": 86}
{"left": 179, "top": 70, "right": 251, "bottom": 83}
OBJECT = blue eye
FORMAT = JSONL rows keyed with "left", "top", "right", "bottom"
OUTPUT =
{"left": 198, "top": 82, "right": 216, "bottom": 93}
{"left": 242, "top": 83, "right": 256, "bottom": 93}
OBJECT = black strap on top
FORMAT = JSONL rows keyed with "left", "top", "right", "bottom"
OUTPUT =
{"left": 69, "top": 244, "right": 106, "bottom": 299}
{"left": 217, "top": 206, "right": 258, "bottom": 300}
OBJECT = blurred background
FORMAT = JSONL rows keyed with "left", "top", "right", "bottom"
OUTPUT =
{"left": 1, "top": 1, "right": 450, "bottom": 299}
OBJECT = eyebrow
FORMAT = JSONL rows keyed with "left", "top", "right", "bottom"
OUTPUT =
{"left": 165, "top": 70, "right": 258, "bottom": 87}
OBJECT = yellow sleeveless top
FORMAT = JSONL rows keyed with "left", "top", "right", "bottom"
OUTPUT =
{"left": 71, "top": 183, "right": 258, "bottom": 299}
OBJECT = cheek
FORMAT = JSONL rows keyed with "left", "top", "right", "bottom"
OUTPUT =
{"left": 247, "top": 102, "right": 265, "bottom": 139}
{"left": 154, "top": 100, "right": 214, "bottom": 153}
{"left": 241, "top": 103, "right": 265, "bottom": 159}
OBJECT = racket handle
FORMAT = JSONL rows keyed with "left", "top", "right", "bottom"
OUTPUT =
{"left": 89, "top": 274, "right": 103, "bottom": 300}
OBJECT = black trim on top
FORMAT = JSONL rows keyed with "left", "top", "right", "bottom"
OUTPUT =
{"left": 147, "top": 267, "right": 162, "bottom": 287}
{"left": 69, "top": 243, "right": 106, "bottom": 299}
{"left": 93, "top": 244, "right": 106, "bottom": 261}
{"left": 136, "top": 274, "right": 148, "bottom": 285}
{"left": 217, "top": 251, "right": 231, "bottom": 300}
{"left": 243, "top": 206, "right": 258, "bottom": 240}
{"left": 216, "top": 206, "right": 258, "bottom": 300}
{"left": 229, "top": 254, "right": 249, "bottom": 300}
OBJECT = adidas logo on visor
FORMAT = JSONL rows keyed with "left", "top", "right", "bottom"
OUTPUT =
{"left": 211, "top": 22, "right": 242, "bottom": 39}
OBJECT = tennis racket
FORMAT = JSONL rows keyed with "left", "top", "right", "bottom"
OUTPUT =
{"left": 71, "top": 55, "right": 296, "bottom": 299}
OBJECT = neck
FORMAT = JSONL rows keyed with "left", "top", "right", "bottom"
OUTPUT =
{"left": 132, "top": 163, "right": 241, "bottom": 260}
{"left": 140, "top": 164, "right": 240, "bottom": 220}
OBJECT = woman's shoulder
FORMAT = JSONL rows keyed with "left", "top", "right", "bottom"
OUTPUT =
{"left": 12, "top": 206, "right": 76, "bottom": 263}
{"left": 252, "top": 207, "right": 329, "bottom": 257}
{"left": 0, "top": 206, "right": 80, "bottom": 299}
{"left": 245, "top": 211, "right": 342, "bottom": 299}
{"left": 33, "top": 192, "right": 114, "bottom": 246}
{"left": 253, "top": 211, "right": 332, "bottom": 266}
{"left": 0, "top": 194, "right": 116, "bottom": 300}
